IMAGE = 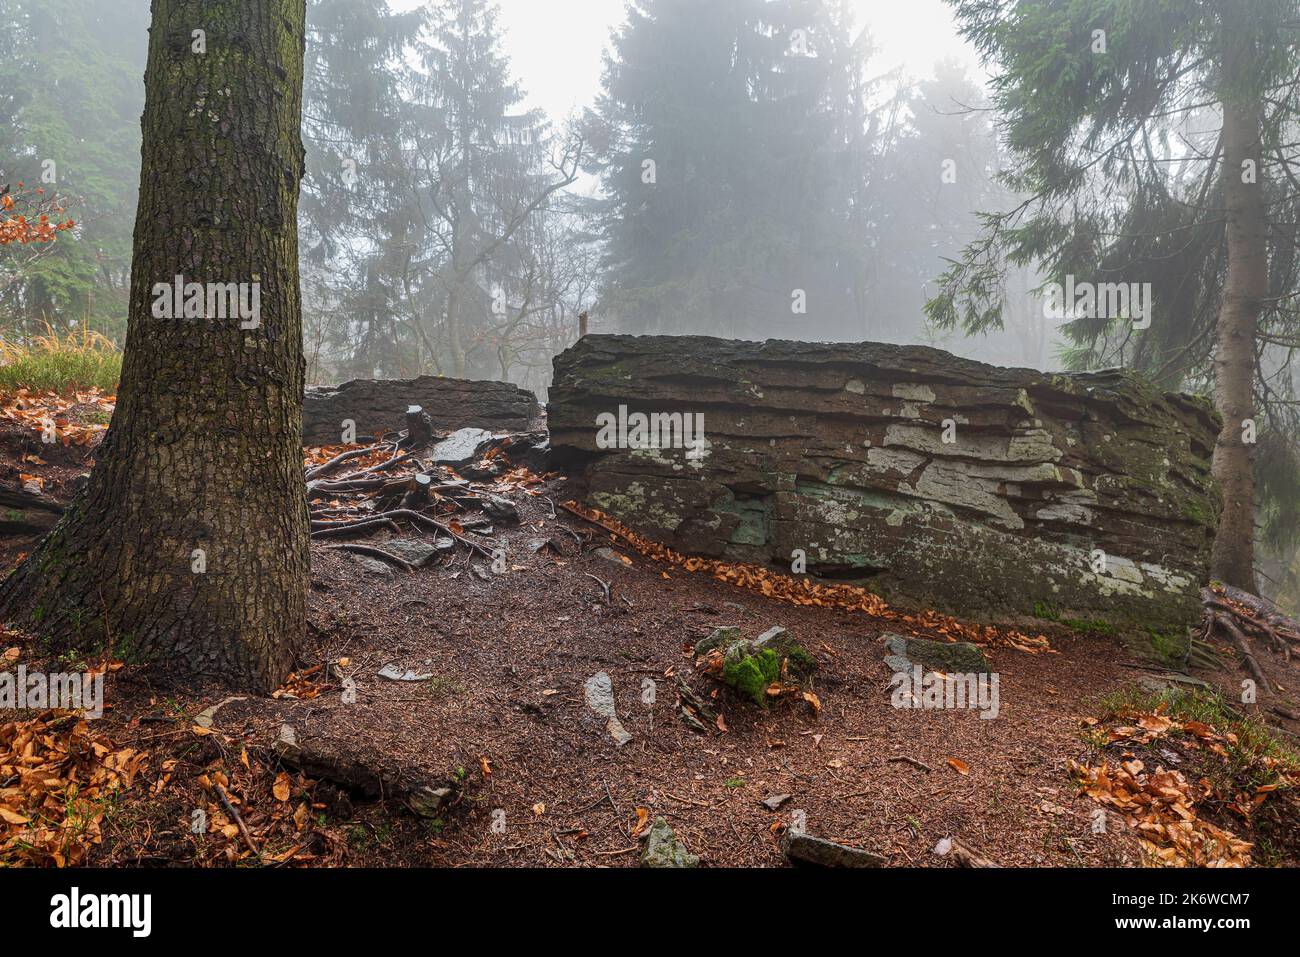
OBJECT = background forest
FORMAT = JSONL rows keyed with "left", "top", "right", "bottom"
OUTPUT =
{"left": 1, "top": 0, "right": 1297, "bottom": 601}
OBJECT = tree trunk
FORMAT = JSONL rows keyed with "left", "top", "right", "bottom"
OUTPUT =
{"left": 0, "top": 0, "right": 310, "bottom": 691}
{"left": 1210, "top": 44, "right": 1267, "bottom": 592}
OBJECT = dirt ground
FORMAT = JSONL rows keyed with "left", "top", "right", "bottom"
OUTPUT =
{"left": 2, "top": 419, "right": 1298, "bottom": 868}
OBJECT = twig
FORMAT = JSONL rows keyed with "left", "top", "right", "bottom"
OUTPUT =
{"left": 305, "top": 443, "right": 385, "bottom": 482}
{"left": 584, "top": 572, "right": 611, "bottom": 604}
{"left": 213, "top": 782, "right": 262, "bottom": 862}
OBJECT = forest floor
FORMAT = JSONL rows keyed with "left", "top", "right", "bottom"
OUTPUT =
{"left": 1, "top": 393, "right": 1298, "bottom": 868}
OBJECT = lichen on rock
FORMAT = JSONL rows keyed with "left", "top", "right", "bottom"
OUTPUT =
{"left": 550, "top": 336, "right": 1221, "bottom": 653}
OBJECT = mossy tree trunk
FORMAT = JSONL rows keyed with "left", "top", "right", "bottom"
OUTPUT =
{"left": 0, "top": 0, "right": 310, "bottom": 691}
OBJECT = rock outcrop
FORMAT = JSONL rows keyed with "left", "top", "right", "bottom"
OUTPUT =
{"left": 549, "top": 335, "right": 1221, "bottom": 647}
{"left": 303, "top": 376, "right": 541, "bottom": 444}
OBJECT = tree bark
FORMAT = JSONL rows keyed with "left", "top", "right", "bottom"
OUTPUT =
{"left": 0, "top": 0, "right": 310, "bottom": 691}
{"left": 1210, "top": 39, "right": 1267, "bottom": 592}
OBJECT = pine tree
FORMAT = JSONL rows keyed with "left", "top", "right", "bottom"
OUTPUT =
{"left": 584, "top": 0, "right": 875, "bottom": 341}
{"left": 926, "top": 0, "right": 1300, "bottom": 591}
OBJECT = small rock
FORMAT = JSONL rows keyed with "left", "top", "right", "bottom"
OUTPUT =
{"left": 883, "top": 633, "right": 990, "bottom": 674}
{"left": 378, "top": 663, "right": 434, "bottom": 682}
{"left": 752, "top": 626, "right": 788, "bottom": 649}
{"left": 481, "top": 495, "right": 520, "bottom": 525}
{"left": 641, "top": 817, "right": 700, "bottom": 868}
{"left": 781, "top": 831, "right": 886, "bottom": 868}
{"left": 353, "top": 555, "right": 395, "bottom": 578}
{"left": 761, "top": 793, "right": 792, "bottom": 811}
{"left": 382, "top": 537, "right": 451, "bottom": 566}
{"left": 406, "top": 787, "right": 454, "bottom": 818}
{"left": 584, "top": 671, "right": 632, "bottom": 747}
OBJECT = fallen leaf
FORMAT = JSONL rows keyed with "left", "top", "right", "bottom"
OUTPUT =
{"left": 947, "top": 758, "right": 970, "bottom": 775}
{"left": 273, "top": 772, "right": 291, "bottom": 802}
{"left": 631, "top": 807, "right": 651, "bottom": 836}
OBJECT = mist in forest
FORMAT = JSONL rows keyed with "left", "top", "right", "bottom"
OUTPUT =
{"left": 0, "top": 0, "right": 1066, "bottom": 401}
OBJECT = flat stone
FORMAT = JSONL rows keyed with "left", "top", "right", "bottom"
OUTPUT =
{"left": 782, "top": 831, "right": 886, "bottom": 868}
{"left": 592, "top": 546, "right": 630, "bottom": 567}
{"left": 430, "top": 428, "right": 496, "bottom": 467}
{"left": 353, "top": 555, "right": 395, "bottom": 578}
{"left": 883, "top": 633, "right": 990, "bottom": 674}
{"left": 378, "top": 663, "right": 434, "bottom": 682}
{"left": 583, "top": 671, "right": 632, "bottom": 747}
{"left": 761, "top": 793, "right": 792, "bottom": 811}
{"left": 641, "top": 817, "right": 700, "bottom": 868}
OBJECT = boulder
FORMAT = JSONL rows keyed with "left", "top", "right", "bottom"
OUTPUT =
{"left": 549, "top": 335, "right": 1221, "bottom": 649}
{"left": 303, "top": 375, "right": 540, "bottom": 444}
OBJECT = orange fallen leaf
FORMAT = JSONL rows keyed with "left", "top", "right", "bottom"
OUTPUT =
{"left": 947, "top": 758, "right": 970, "bottom": 775}
{"left": 273, "top": 772, "right": 291, "bottom": 802}
{"left": 479, "top": 755, "right": 492, "bottom": 778}
{"left": 632, "top": 807, "right": 651, "bottom": 836}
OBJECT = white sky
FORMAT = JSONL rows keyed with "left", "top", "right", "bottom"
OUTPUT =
{"left": 392, "top": 0, "right": 987, "bottom": 123}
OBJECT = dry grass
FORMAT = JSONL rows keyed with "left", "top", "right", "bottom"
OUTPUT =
{"left": 0, "top": 325, "right": 121, "bottom": 394}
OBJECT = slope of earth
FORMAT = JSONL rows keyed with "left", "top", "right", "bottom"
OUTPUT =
{"left": 0, "top": 411, "right": 1296, "bottom": 868}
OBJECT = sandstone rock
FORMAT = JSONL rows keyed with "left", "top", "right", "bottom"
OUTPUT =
{"left": 550, "top": 335, "right": 1220, "bottom": 649}
{"left": 303, "top": 375, "right": 540, "bottom": 444}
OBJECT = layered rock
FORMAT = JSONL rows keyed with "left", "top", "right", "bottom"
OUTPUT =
{"left": 303, "top": 376, "right": 541, "bottom": 444}
{"left": 549, "top": 335, "right": 1221, "bottom": 646}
